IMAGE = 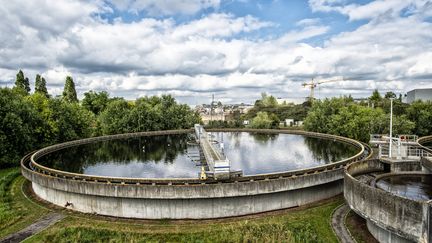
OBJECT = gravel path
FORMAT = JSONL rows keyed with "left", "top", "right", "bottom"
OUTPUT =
{"left": 0, "top": 213, "right": 65, "bottom": 243}
{"left": 331, "top": 204, "right": 355, "bottom": 243}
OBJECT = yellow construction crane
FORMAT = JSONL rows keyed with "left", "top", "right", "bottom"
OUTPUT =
{"left": 302, "top": 77, "right": 346, "bottom": 100}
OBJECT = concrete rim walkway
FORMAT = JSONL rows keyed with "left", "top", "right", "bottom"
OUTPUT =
{"left": 331, "top": 203, "right": 355, "bottom": 243}
{"left": 0, "top": 212, "right": 65, "bottom": 243}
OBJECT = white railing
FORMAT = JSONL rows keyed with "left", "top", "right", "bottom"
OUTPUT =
{"left": 370, "top": 134, "right": 418, "bottom": 145}
{"left": 379, "top": 143, "right": 432, "bottom": 159}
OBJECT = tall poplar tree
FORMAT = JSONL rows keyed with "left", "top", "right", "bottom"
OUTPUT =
{"left": 15, "top": 70, "right": 30, "bottom": 94}
{"left": 35, "top": 74, "right": 49, "bottom": 98}
{"left": 62, "top": 76, "right": 78, "bottom": 103}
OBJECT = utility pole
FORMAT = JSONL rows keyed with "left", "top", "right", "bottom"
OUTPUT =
{"left": 210, "top": 94, "right": 214, "bottom": 123}
{"left": 389, "top": 98, "right": 393, "bottom": 158}
{"left": 138, "top": 113, "right": 141, "bottom": 132}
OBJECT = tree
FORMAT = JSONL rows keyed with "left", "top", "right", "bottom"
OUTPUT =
{"left": 269, "top": 113, "right": 280, "bottom": 128}
{"left": 304, "top": 97, "right": 416, "bottom": 142}
{"left": 406, "top": 101, "right": 432, "bottom": 136}
{"left": 82, "top": 90, "right": 110, "bottom": 115}
{"left": 62, "top": 76, "right": 78, "bottom": 103}
{"left": 14, "top": 70, "right": 30, "bottom": 94}
{"left": 0, "top": 88, "right": 40, "bottom": 167}
{"left": 126, "top": 95, "right": 201, "bottom": 132}
{"left": 369, "top": 89, "right": 382, "bottom": 108}
{"left": 250, "top": 112, "right": 273, "bottom": 129}
{"left": 27, "top": 92, "right": 56, "bottom": 145}
{"left": 35, "top": 74, "right": 49, "bottom": 98}
{"left": 254, "top": 93, "right": 278, "bottom": 108}
{"left": 391, "top": 115, "right": 415, "bottom": 135}
{"left": 384, "top": 91, "right": 396, "bottom": 99}
{"left": 47, "top": 99, "right": 94, "bottom": 142}
{"left": 380, "top": 98, "right": 408, "bottom": 116}
{"left": 303, "top": 97, "right": 350, "bottom": 134}
{"left": 99, "top": 99, "right": 133, "bottom": 134}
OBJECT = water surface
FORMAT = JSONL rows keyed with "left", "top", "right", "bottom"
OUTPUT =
{"left": 423, "top": 142, "right": 432, "bottom": 149}
{"left": 37, "top": 132, "right": 359, "bottom": 178}
{"left": 376, "top": 175, "right": 432, "bottom": 201}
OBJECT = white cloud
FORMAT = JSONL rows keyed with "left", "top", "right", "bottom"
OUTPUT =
{"left": 309, "top": 0, "right": 431, "bottom": 21}
{"left": 0, "top": 0, "right": 432, "bottom": 105}
{"left": 296, "top": 18, "right": 321, "bottom": 27}
{"left": 172, "top": 13, "right": 273, "bottom": 39}
{"left": 109, "top": 0, "right": 221, "bottom": 15}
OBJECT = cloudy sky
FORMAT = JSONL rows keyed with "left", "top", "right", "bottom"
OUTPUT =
{"left": 1, "top": 0, "right": 432, "bottom": 105}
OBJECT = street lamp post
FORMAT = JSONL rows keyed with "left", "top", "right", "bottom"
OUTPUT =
{"left": 389, "top": 98, "right": 393, "bottom": 158}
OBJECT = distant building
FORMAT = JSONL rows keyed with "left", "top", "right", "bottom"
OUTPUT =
{"left": 285, "top": 118, "right": 294, "bottom": 126}
{"left": 406, "top": 88, "right": 432, "bottom": 104}
{"left": 276, "top": 98, "right": 304, "bottom": 105}
{"left": 353, "top": 98, "right": 368, "bottom": 103}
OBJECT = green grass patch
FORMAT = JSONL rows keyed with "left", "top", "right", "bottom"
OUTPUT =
{"left": 28, "top": 197, "right": 341, "bottom": 243}
{"left": 0, "top": 167, "right": 342, "bottom": 242}
{"left": 0, "top": 168, "right": 49, "bottom": 238}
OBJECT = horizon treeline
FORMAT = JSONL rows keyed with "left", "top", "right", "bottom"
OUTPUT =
{"left": 303, "top": 90, "right": 432, "bottom": 142}
{"left": 0, "top": 70, "right": 201, "bottom": 167}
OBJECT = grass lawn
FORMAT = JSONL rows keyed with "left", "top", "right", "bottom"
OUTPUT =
{"left": 1, "top": 168, "right": 342, "bottom": 242}
{"left": 26, "top": 197, "right": 342, "bottom": 243}
{"left": 0, "top": 168, "right": 49, "bottom": 239}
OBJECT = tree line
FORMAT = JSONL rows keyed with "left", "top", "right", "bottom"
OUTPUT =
{"left": 303, "top": 91, "right": 432, "bottom": 142}
{"left": 212, "top": 90, "right": 431, "bottom": 143}
{"left": 0, "top": 70, "right": 201, "bottom": 167}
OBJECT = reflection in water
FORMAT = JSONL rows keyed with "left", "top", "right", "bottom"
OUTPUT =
{"left": 39, "top": 134, "right": 196, "bottom": 178}
{"left": 376, "top": 175, "right": 432, "bottom": 201}
{"left": 38, "top": 132, "right": 359, "bottom": 178}
{"left": 250, "top": 133, "right": 279, "bottom": 143}
{"left": 212, "top": 132, "right": 358, "bottom": 175}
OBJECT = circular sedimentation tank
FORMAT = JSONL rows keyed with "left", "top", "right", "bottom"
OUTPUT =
{"left": 376, "top": 174, "right": 432, "bottom": 201}
{"left": 22, "top": 128, "right": 367, "bottom": 219}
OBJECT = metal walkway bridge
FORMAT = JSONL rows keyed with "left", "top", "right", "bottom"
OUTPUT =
{"left": 194, "top": 124, "right": 231, "bottom": 179}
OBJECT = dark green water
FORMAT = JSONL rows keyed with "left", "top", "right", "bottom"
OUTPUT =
{"left": 423, "top": 142, "right": 432, "bottom": 149}
{"left": 37, "top": 132, "right": 359, "bottom": 178}
{"left": 376, "top": 175, "right": 432, "bottom": 201}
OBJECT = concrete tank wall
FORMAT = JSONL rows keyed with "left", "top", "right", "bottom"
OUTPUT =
{"left": 344, "top": 160, "right": 431, "bottom": 242}
{"left": 23, "top": 164, "right": 345, "bottom": 218}
{"left": 21, "top": 129, "right": 368, "bottom": 219}
{"left": 366, "top": 220, "right": 414, "bottom": 243}
{"left": 32, "top": 180, "right": 342, "bottom": 219}
{"left": 23, "top": 165, "right": 344, "bottom": 199}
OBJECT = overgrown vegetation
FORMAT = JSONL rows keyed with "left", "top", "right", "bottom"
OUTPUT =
{"left": 26, "top": 196, "right": 342, "bottom": 243}
{"left": 0, "top": 70, "right": 201, "bottom": 168}
{"left": 0, "top": 169, "right": 22, "bottom": 228}
{"left": 0, "top": 168, "right": 49, "bottom": 238}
